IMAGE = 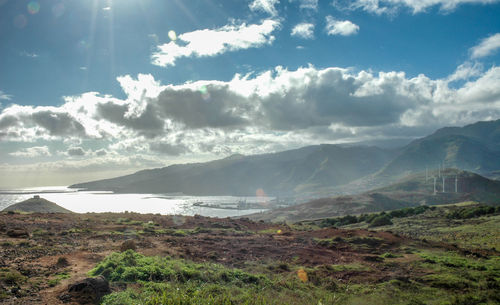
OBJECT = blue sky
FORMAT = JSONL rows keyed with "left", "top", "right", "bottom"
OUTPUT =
{"left": 1, "top": 0, "right": 500, "bottom": 187}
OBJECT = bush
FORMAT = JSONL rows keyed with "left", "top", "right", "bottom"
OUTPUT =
{"left": 446, "top": 205, "right": 496, "bottom": 219}
{"left": 90, "top": 250, "right": 268, "bottom": 285}
{"left": 369, "top": 215, "right": 393, "bottom": 227}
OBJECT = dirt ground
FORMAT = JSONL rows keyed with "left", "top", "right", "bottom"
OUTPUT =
{"left": 0, "top": 212, "right": 436, "bottom": 304}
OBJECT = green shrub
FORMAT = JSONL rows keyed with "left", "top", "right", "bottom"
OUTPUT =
{"left": 446, "top": 205, "right": 496, "bottom": 219}
{"left": 0, "top": 269, "right": 26, "bottom": 286}
{"left": 89, "top": 250, "right": 267, "bottom": 285}
{"left": 369, "top": 215, "right": 393, "bottom": 227}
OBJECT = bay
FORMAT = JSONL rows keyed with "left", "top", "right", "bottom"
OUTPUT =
{"left": 0, "top": 186, "right": 270, "bottom": 218}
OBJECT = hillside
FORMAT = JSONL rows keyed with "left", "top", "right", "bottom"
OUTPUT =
{"left": 0, "top": 209, "right": 498, "bottom": 304}
{"left": 246, "top": 169, "right": 500, "bottom": 222}
{"left": 377, "top": 119, "right": 500, "bottom": 179}
{"left": 71, "top": 144, "right": 395, "bottom": 196}
{"left": 2, "top": 196, "right": 73, "bottom": 213}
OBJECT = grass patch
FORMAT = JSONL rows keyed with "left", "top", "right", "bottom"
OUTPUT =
{"left": 89, "top": 250, "right": 267, "bottom": 285}
{"left": 0, "top": 268, "right": 26, "bottom": 286}
{"left": 329, "top": 263, "right": 371, "bottom": 272}
{"left": 47, "top": 272, "right": 70, "bottom": 287}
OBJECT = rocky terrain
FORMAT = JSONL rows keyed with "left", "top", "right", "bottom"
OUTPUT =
{"left": 0, "top": 206, "right": 498, "bottom": 304}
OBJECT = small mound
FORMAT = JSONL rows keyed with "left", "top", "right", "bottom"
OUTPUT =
{"left": 2, "top": 196, "right": 73, "bottom": 213}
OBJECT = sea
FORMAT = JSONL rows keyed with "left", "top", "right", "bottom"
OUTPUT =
{"left": 0, "top": 186, "right": 270, "bottom": 218}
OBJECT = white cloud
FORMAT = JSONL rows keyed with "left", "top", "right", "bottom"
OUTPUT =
{"left": 470, "top": 33, "right": 500, "bottom": 59}
{"left": 151, "top": 20, "right": 280, "bottom": 67}
{"left": 20, "top": 51, "right": 39, "bottom": 58}
{"left": 0, "top": 154, "right": 168, "bottom": 188}
{"left": 298, "top": 0, "right": 318, "bottom": 10}
{"left": 0, "top": 90, "right": 12, "bottom": 101}
{"left": 335, "top": 0, "right": 500, "bottom": 15}
{"left": 95, "top": 149, "right": 107, "bottom": 156}
{"left": 447, "top": 61, "right": 483, "bottom": 82}
{"left": 2, "top": 63, "right": 500, "bottom": 162}
{"left": 67, "top": 147, "right": 86, "bottom": 156}
{"left": 325, "top": 16, "right": 359, "bottom": 36}
{"left": 249, "top": 0, "right": 280, "bottom": 16}
{"left": 9, "top": 146, "right": 51, "bottom": 158}
{"left": 291, "top": 23, "right": 315, "bottom": 39}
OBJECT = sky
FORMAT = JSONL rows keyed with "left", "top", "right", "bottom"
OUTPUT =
{"left": 1, "top": 0, "right": 500, "bottom": 187}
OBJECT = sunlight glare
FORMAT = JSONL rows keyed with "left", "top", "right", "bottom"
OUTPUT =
{"left": 168, "top": 30, "right": 177, "bottom": 41}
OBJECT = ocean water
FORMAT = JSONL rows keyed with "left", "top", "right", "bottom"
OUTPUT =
{"left": 0, "top": 186, "right": 270, "bottom": 218}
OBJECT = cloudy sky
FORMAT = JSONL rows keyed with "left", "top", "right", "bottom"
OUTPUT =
{"left": 1, "top": 0, "right": 500, "bottom": 187}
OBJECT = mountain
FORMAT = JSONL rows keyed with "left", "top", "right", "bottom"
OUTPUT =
{"left": 71, "top": 144, "right": 396, "bottom": 196}
{"left": 71, "top": 119, "right": 500, "bottom": 197}
{"left": 3, "top": 196, "right": 73, "bottom": 213}
{"left": 245, "top": 169, "right": 500, "bottom": 222}
{"left": 378, "top": 119, "right": 500, "bottom": 178}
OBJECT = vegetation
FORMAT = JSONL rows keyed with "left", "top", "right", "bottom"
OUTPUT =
{"left": 446, "top": 205, "right": 499, "bottom": 219}
{"left": 319, "top": 206, "right": 432, "bottom": 228}
{"left": 0, "top": 206, "right": 498, "bottom": 304}
{"left": 90, "top": 250, "right": 267, "bottom": 285}
{"left": 92, "top": 246, "right": 500, "bottom": 305}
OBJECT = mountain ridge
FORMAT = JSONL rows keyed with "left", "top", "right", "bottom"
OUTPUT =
{"left": 70, "top": 119, "right": 500, "bottom": 197}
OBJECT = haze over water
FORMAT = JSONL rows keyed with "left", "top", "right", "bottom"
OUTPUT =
{"left": 0, "top": 186, "right": 269, "bottom": 217}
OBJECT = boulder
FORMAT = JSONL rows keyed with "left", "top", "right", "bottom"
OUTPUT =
{"left": 120, "top": 240, "right": 136, "bottom": 252}
{"left": 6, "top": 228, "right": 29, "bottom": 238}
{"left": 59, "top": 276, "right": 110, "bottom": 304}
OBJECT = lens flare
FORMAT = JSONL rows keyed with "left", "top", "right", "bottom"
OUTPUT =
{"left": 168, "top": 30, "right": 177, "bottom": 41}
{"left": 256, "top": 188, "right": 269, "bottom": 205}
{"left": 52, "top": 2, "right": 65, "bottom": 17}
{"left": 200, "top": 85, "right": 210, "bottom": 101}
{"left": 27, "top": 1, "right": 40, "bottom": 14}
{"left": 77, "top": 40, "right": 92, "bottom": 53}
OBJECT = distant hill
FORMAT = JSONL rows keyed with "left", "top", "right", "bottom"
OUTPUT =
{"left": 245, "top": 169, "right": 500, "bottom": 222}
{"left": 3, "top": 196, "right": 73, "bottom": 213}
{"left": 71, "top": 144, "right": 396, "bottom": 196}
{"left": 70, "top": 119, "right": 500, "bottom": 197}
{"left": 378, "top": 119, "right": 500, "bottom": 178}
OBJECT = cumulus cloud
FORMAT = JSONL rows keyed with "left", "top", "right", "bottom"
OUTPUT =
{"left": 325, "top": 16, "right": 359, "bottom": 36}
{"left": 95, "top": 149, "right": 107, "bottom": 156}
{"left": 249, "top": 0, "right": 280, "bottom": 16}
{"left": 9, "top": 146, "right": 51, "bottom": 158}
{"left": 470, "top": 33, "right": 500, "bottom": 59}
{"left": 291, "top": 23, "right": 315, "bottom": 39}
{"left": 155, "top": 84, "right": 250, "bottom": 129}
{"left": 2, "top": 63, "right": 500, "bottom": 160}
{"left": 0, "top": 105, "right": 89, "bottom": 141}
{"left": 67, "top": 147, "right": 86, "bottom": 156}
{"left": 334, "top": 0, "right": 500, "bottom": 15}
{"left": 151, "top": 20, "right": 280, "bottom": 67}
{"left": 149, "top": 142, "right": 190, "bottom": 156}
